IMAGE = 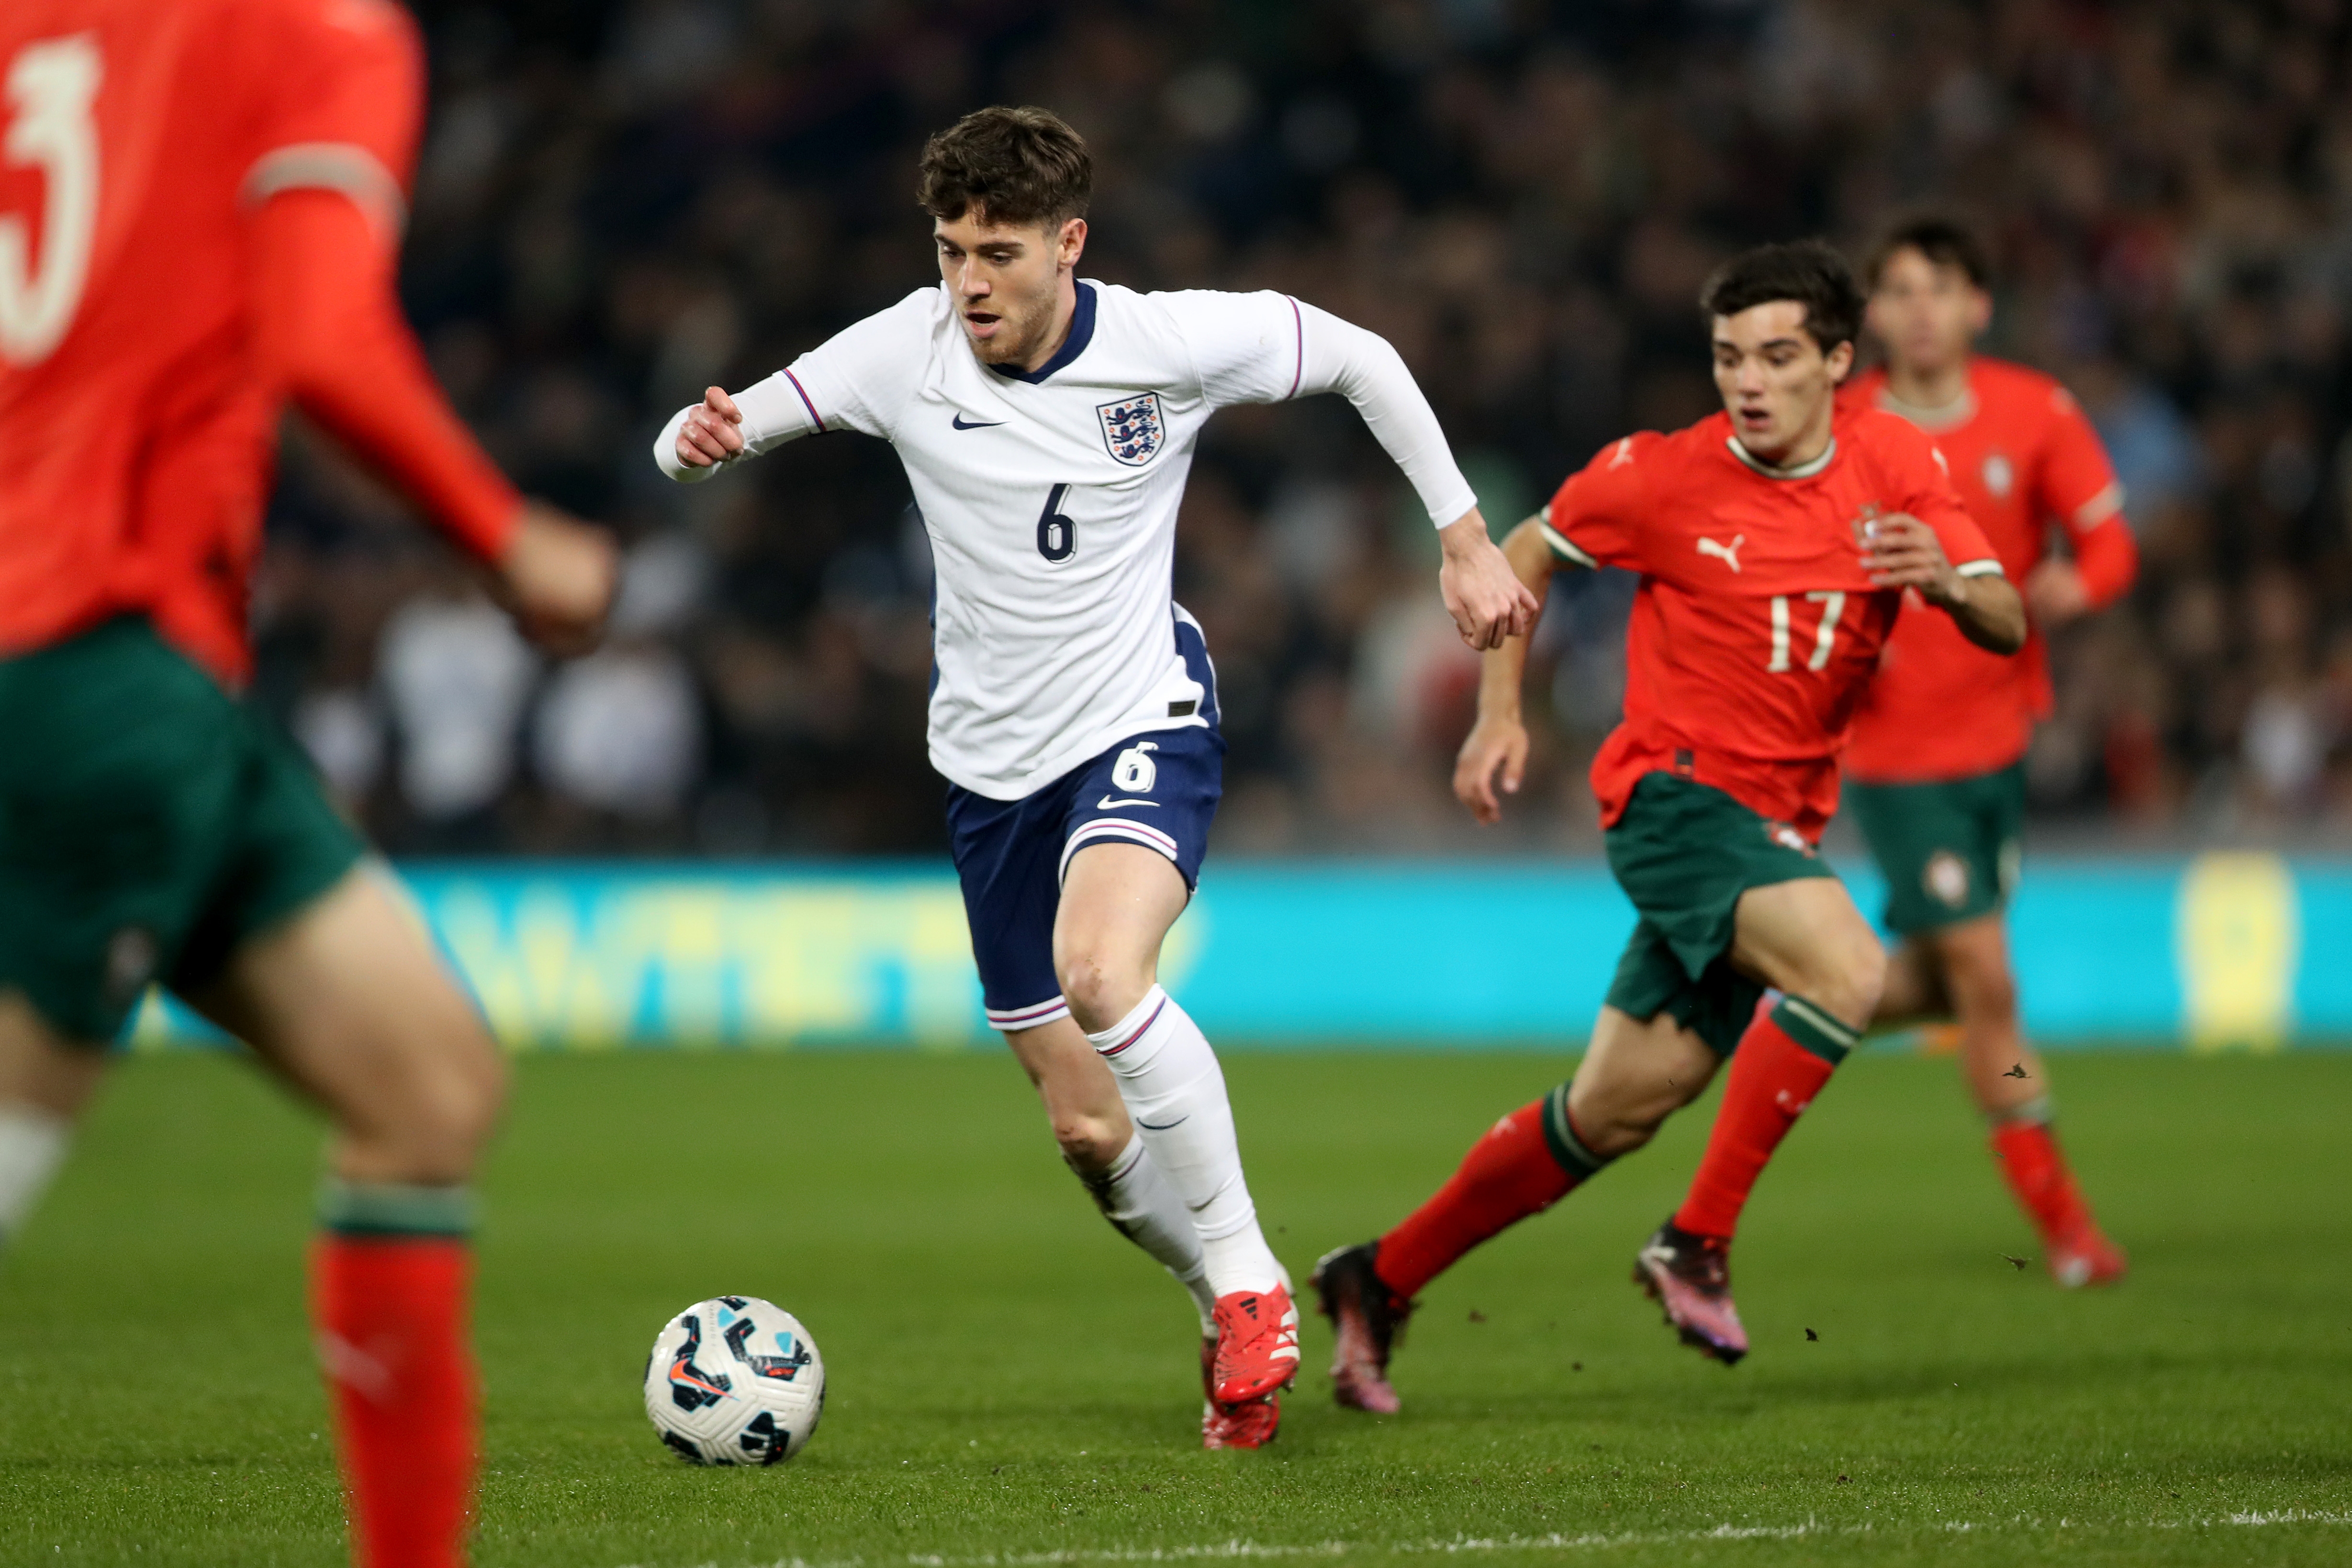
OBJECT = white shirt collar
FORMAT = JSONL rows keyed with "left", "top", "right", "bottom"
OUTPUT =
{"left": 1872, "top": 383, "right": 1978, "bottom": 432}
{"left": 1726, "top": 435, "right": 1837, "bottom": 480}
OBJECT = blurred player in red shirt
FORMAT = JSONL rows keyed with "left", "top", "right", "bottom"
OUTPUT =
{"left": 0, "top": 2, "right": 614, "bottom": 1563}
{"left": 1312, "top": 243, "right": 2026, "bottom": 1411}
{"left": 1842, "top": 216, "right": 2137, "bottom": 1288}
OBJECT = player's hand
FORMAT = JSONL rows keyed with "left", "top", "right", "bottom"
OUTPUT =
{"left": 2025, "top": 557, "right": 2090, "bottom": 626}
{"left": 675, "top": 386, "right": 747, "bottom": 469}
{"left": 1454, "top": 713, "right": 1531, "bottom": 826}
{"left": 1438, "top": 511, "right": 1540, "bottom": 650}
{"left": 494, "top": 503, "right": 619, "bottom": 655}
{"left": 1861, "top": 512, "right": 1963, "bottom": 605}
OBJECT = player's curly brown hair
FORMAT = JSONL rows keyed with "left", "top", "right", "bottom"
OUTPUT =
{"left": 916, "top": 106, "right": 1092, "bottom": 229}
{"left": 1699, "top": 240, "right": 1864, "bottom": 354}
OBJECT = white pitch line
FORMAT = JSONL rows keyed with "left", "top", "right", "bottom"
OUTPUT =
{"left": 613, "top": 1506, "right": 2352, "bottom": 1568}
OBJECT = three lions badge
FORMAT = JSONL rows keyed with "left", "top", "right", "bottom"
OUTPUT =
{"left": 1097, "top": 393, "right": 1165, "bottom": 466}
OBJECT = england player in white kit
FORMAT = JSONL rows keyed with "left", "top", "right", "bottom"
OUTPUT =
{"left": 659, "top": 107, "right": 1534, "bottom": 1447}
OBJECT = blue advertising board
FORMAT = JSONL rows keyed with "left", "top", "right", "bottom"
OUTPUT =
{"left": 128, "top": 854, "right": 2341, "bottom": 1052}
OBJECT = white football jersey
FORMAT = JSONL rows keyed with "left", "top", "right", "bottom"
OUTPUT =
{"left": 663, "top": 280, "right": 1476, "bottom": 800}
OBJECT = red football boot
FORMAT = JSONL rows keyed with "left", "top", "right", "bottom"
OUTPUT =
{"left": 1210, "top": 1282, "right": 1300, "bottom": 1406}
{"left": 1198, "top": 1337, "right": 1280, "bottom": 1449}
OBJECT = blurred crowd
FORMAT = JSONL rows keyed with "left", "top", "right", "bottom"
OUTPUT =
{"left": 256, "top": 0, "right": 2352, "bottom": 855}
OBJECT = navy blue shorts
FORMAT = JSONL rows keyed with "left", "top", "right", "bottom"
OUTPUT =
{"left": 945, "top": 622, "right": 1223, "bottom": 1033}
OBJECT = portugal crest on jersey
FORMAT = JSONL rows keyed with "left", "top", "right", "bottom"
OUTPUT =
{"left": 1097, "top": 393, "right": 1165, "bottom": 466}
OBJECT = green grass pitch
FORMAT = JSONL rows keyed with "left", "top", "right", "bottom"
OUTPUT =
{"left": 1, "top": 1047, "right": 2348, "bottom": 1567}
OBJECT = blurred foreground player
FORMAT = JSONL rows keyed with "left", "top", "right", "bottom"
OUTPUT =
{"left": 1845, "top": 216, "right": 2136, "bottom": 1287}
{"left": 659, "top": 107, "right": 1534, "bottom": 1446}
{"left": 1314, "top": 242, "right": 2024, "bottom": 1411}
{"left": 0, "top": 2, "right": 615, "bottom": 1564}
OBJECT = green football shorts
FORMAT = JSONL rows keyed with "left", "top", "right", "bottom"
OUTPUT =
{"left": 0, "top": 616, "right": 365, "bottom": 1044}
{"left": 1843, "top": 762, "right": 2024, "bottom": 937}
{"left": 1601, "top": 773, "right": 1837, "bottom": 1057}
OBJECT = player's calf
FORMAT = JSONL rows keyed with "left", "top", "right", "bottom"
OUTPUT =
{"left": 0, "top": 994, "right": 106, "bottom": 1256}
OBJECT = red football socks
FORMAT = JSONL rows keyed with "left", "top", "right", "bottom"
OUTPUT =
{"left": 1375, "top": 1089, "right": 1606, "bottom": 1299}
{"left": 1989, "top": 1116, "right": 2091, "bottom": 1240}
{"left": 313, "top": 1228, "right": 478, "bottom": 1568}
{"left": 1674, "top": 997, "right": 1855, "bottom": 1241}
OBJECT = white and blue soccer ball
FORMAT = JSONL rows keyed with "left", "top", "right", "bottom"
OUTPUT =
{"left": 643, "top": 1296, "right": 825, "bottom": 1466}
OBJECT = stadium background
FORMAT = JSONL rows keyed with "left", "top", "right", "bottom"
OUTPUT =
{"left": 229, "top": 0, "right": 2352, "bottom": 1049}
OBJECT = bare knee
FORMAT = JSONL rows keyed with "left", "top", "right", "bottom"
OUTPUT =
{"left": 1788, "top": 930, "right": 1885, "bottom": 1030}
{"left": 1937, "top": 934, "right": 2018, "bottom": 1025}
{"left": 1053, "top": 944, "right": 1152, "bottom": 1035}
{"left": 343, "top": 1028, "right": 506, "bottom": 1187}
{"left": 1052, "top": 1109, "right": 1130, "bottom": 1174}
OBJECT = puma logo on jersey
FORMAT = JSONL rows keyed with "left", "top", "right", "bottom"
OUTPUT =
{"left": 1696, "top": 534, "right": 1745, "bottom": 572}
{"left": 1608, "top": 436, "right": 1636, "bottom": 469}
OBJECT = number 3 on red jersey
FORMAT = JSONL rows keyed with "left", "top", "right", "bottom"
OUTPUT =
{"left": 0, "top": 34, "right": 102, "bottom": 366}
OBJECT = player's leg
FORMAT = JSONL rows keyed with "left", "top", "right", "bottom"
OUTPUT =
{"left": 999, "top": 1013, "right": 1216, "bottom": 1328}
{"left": 1670, "top": 874, "right": 1882, "bottom": 1247}
{"left": 1852, "top": 767, "right": 2123, "bottom": 1285}
{"left": 0, "top": 996, "right": 107, "bottom": 1254}
{"left": 1929, "top": 914, "right": 2125, "bottom": 1285}
{"left": 1640, "top": 874, "right": 1881, "bottom": 1365}
{"left": 1319, "top": 1001, "right": 1717, "bottom": 1411}
{"left": 1870, "top": 937, "right": 1949, "bottom": 1026}
{"left": 186, "top": 866, "right": 503, "bottom": 1568}
{"left": 944, "top": 780, "right": 1220, "bottom": 1342}
{"left": 1054, "top": 841, "right": 1296, "bottom": 1410}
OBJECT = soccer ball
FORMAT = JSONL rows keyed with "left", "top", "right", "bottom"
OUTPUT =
{"left": 643, "top": 1296, "right": 826, "bottom": 1465}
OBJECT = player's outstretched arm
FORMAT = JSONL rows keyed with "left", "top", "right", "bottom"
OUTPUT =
{"left": 250, "top": 190, "right": 617, "bottom": 651}
{"left": 1453, "top": 519, "right": 1560, "bottom": 825}
{"left": 1862, "top": 514, "right": 2027, "bottom": 654}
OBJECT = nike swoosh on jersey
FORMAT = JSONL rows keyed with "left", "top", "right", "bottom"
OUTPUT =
{"left": 950, "top": 414, "right": 1003, "bottom": 429}
{"left": 1096, "top": 795, "right": 1160, "bottom": 808}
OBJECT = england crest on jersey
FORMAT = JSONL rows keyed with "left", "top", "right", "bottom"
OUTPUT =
{"left": 1097, "top": 393, "right": 1165, "bottom": 466}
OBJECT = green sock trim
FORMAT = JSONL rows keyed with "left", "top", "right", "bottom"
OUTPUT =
{"left": 317, "top": 1179, "right": 475, "bottom": 1239}
{"left": 1771, "top": 995, "right": 1858, "bottom": 1064}
{"left": 1540, "top": 1082, "right": 1610, "bottom": 1180}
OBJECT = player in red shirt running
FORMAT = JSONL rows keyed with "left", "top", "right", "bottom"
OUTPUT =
{"left": 0, "top": 2, "right": 614, "bottom": 1564}
{"left": 1841, "top": 216, "right": 2138, "bottom": 1287}
{"left": 1312, "top": 242, "right": 2025, "bottom": 1411}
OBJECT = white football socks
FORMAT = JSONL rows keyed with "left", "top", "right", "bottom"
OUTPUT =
{"left": 0, "top": 1104, "right": 71, "bottom": 1248}
{"left": 1086, "top": 986, "right": 1283, "bottom": 1297}
{"left": 1079, "top": 1133, "right": 1217, "bottom": 1333}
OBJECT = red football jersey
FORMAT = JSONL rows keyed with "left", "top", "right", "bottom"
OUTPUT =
{"left": 1840, "top": 359, "right": 2137, "bottom": 782}
{"left": 1544, "top": 407, "right": 2001, "bottom": 841}
{"left": 0, "top": 0, "right": 504, "bottom": 684}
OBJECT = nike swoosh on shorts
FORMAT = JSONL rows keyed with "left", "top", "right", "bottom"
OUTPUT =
{"left": 1097, "top": 795, "right": 1160, "bottom": 808}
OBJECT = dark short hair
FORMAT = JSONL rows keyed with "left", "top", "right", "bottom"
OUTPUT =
{"left": 1863, "top": 213, "right": 1991, "bottom": 290}
{"left": 916, "top": 106, "right": 1092, "bottom": 230}
{"left": 1699, "top": 239, "right": 1864, "bottom": 355}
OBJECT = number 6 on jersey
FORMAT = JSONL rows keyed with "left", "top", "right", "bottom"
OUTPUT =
{"left": 1035, "top": 483, "right": 1076, "bottom": 563}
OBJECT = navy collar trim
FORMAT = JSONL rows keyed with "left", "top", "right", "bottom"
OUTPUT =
{"left": 988, "top": 281, "right": 1096, "bottom": 384}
